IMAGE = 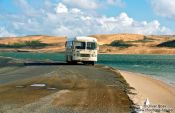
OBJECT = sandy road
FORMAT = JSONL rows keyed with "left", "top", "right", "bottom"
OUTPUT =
{"left": 0, "top": 60, "right": 133, "bottom": 113}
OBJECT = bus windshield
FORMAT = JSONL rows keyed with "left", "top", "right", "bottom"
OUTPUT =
{"left": 87, "top": 42, "right": 97, "bottom": 50}
{"left": 74, "top": 42, "right": 97, "bottom": 50}
{"left": 74, "top": 42, "right": 86, "bottom": 49}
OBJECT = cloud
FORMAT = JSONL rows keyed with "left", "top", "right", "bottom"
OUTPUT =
{"left": 0, "top": 1, "right": 174, "bottom": 37}
{"left": 70, "top": 8, "right": 82, "bottom": 14}
{"left": 56, "top": 3, "right": 68, "bottom": 13}
{"left": 55, "top": 2, "right": 83, "bottom": 14}
{"left": 48, "top": 10, "right": 173, "bottom": 36}
{"left": 62, "top": 0, "right": 125, "bottom": 9}
{"left": 107, "top": 0, "right": 125, "bottom": 7}
{"left": 0, "top": 27, "right": 16, "bottom": 37}
{"left": 151, "top": 0, "right": 175, "bottom": 19}
{"left": 93, "top": 13, "right": 173, "bottom": 35}
{"left": 62, "top": 0, "right": 98, "bottom": 9}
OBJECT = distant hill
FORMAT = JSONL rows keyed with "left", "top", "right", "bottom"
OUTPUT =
{"left": 0, "top": 34, "right": 175, "bottom": 54}
{"left": 157, "top": 40, "right": 175, "bottom": 48}
{"left": 91, "top": 34, "right": 145, "bottom": 45}
{"left": 0, "top": 35, "right": 66, "bottom": 44}
{"left": 0, "top": 35, "right": 66, "bottom": 52}
{"left": 92, "top": 34, "right": 175, "bottom": 54}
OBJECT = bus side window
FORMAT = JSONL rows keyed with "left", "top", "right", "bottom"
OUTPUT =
{"left": 67, "top": 42, "right": 70, "bottom": 48}
{"left": 67, "top": 41, "right": 72, "bottom": 49}
{"left": 65, "top": 41, "right": 67, "bottom": 47}
{"left": 71, "top": 41, "right": 74, "bottom": 49}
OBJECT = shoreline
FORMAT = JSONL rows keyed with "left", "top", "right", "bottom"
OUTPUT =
{"left": 120, "top": 70, "right": 175, "bottom": 111}
{"left": 119, "top": 69, "right": 175, "bottom": 88}
{"left": 1, "top": 50, "right": 175, "bottom": 55}
{"left": 98, "top": 52, "right": 175, "bottom": 55}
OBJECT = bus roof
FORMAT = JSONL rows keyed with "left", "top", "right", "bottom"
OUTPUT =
{"left": 68, "top": 36, "right": 97, "bottom": 42}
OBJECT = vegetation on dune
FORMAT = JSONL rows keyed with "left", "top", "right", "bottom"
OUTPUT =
{"left": 0, "top": 40, "right": 50, "bottom": 48}
{"left": 157, "top": 40, "right": 175, "bottom": 48}
{"left": 127, "top": 36, "right": 155, "bottom": 43}
{"left": 108, "top": 40, "right": 132, "bottom": 48}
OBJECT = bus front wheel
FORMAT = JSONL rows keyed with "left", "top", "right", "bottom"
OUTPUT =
{"left": 83, "top": 61, "right": 95, "bottom": 65}
{"left": 91, "top": 61, "right": 95, "bottom": 65}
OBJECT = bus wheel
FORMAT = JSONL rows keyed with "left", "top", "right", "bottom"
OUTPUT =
{"left": 83, "top": 61, "right": 87, "bottom": 65}
{"left": 91, "top": 61, "right": 95, "bottom": 66}
{"left": 66, "top": 56, "right": 71, "bottom": 64}
{"left": 66, "top": 60, "right": 71, "bottom": 64}
{"left": 72, "top": 61, "right": 77, "bottom": 65}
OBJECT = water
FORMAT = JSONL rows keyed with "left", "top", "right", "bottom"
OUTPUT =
{"left": 0, "top": 52, "right": 65, "bottom": 61}
{"left": 0, "top": 52, "right": 175, "bottom": 85}
{"left": 98, "top": 54, "right": 175, "bottom": 86}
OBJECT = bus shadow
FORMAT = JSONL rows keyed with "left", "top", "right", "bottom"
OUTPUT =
{"left": 23, "top": 62, "right": 84, "bottom": 66}
{"left": 1, "top": 62, "right": 89, "bottom": 67}
{"left": 24, "top": 62, "right": 67, "bottom": 66}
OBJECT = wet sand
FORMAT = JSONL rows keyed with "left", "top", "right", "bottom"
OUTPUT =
{"left": 120, "top": 70, "right": 175, "bottom": 112}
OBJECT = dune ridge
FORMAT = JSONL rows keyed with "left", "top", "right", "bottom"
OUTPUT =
{"left": 0, "top": 34, "right": 175, "bottom": 54}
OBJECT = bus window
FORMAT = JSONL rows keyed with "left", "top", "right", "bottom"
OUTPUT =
{"left": 66, "top": 41, "right": 73, "bottom": 49}
{"left": 74, "top": 42, "right": 85, "bottom": 49}
{"left": 87, "top": 42, "right": 97, "bottom": 50}
{"left": 65, "top": 41, "right": 67, "bottom": 47}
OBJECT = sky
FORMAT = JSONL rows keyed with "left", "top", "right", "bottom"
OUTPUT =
{"left": 0, "top": 0, "right": 175, "bottom": 37}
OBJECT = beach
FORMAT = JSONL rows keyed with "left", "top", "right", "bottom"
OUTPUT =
{"left": 120, "top": 70, "right": 175, "bottom": 112}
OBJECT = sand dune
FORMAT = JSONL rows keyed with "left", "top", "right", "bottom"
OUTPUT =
{"left": 93, "top": 34, "right": 175, "bottom": 54}
{"left": 92, "top": 34, "right": 145, "bottom": 45}
{"left": 0, "top": 34, "right": 175, "bottom": 54}
{"left": 0, "top": 35, "right": 66, "bottom": 44}
{"left": 0, "top": 35, "right": 66, "bottom": 52}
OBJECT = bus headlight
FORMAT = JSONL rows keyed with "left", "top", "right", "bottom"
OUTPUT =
{"left": 76, "top": 52, "right": 80, "bottom": 56}
{"left": 77, "top": 53, "right": 80, "bottom": 56}
{"left": 91, "top": 54, "right": 96, "bottom": 57}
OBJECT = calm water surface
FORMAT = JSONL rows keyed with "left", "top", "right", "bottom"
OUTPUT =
{"left": 0, "top": 52, "right": 175, "bottom": 85}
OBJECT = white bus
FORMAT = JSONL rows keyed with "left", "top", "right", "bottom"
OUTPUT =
{"left": 65, "top": 36, "right": 98, "bottom": 65}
